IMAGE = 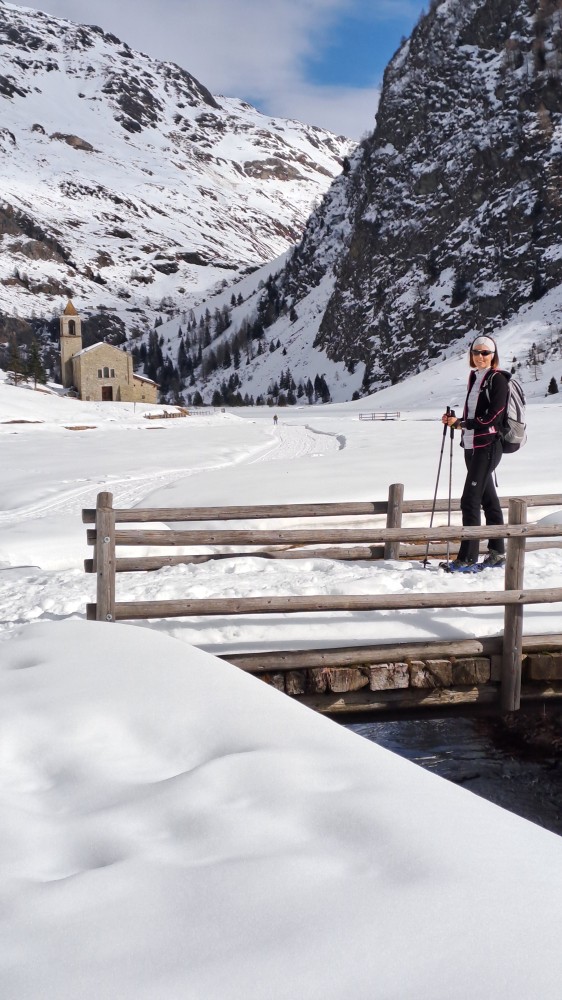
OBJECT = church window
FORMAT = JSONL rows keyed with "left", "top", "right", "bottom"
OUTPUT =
{"left": 110, "top": 368, "right": 115, "bottom": 377}
{"left": 68, "top": 320, "right": 76, "bottom": 336}
{"left": 103, "top": 367, "right": 109, "bottom": 378}
{"left": 97, "top": 369, "right": 102, "bottom": 378}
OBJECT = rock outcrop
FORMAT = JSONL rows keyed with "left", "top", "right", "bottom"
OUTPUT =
{"left": 293, "top": 0, "right": 562, "bottom": 390}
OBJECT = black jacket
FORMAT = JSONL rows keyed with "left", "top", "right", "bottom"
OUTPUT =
{"left": 460, "top": 369, "right": 509, "bottom": 450}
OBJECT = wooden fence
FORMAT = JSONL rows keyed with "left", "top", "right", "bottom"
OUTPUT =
{"left": 143, "top": 409, "right": 189, "bottom": 420}
{"left": 83, "top": 487, "right": 562, "bottom": 715}
{"left": 359, "top": 411, "right": 400, "bottom": 420}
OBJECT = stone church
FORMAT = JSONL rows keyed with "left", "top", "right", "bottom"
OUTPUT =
{"left": 59, "top": 301, "right": 158, "bottom": 403}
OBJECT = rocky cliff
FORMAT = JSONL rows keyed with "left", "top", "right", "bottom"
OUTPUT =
{"left": 298, "top": 0, "right": 562, "bottom": 390}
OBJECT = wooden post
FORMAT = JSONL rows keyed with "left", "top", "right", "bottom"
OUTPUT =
{"left": 501, "top": 498, "right": 527, "bottom": 712}
{"left": 95, "top": 491, "right": 116, "bottom": 622}
{"left": 384, "top": 483, "right": 404, "bottom": 560}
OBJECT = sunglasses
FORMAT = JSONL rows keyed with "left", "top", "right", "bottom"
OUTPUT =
{"left": 471, "top": 349, "right": 493, "bottom": 357}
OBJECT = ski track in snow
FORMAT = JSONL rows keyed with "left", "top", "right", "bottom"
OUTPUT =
{"left": 0, "top": 422, "right": 345, "bottom": 641}
{"left": 0, "top": 469, "right": 195, "bottom": 525}
{"left": 245, "top": 422, "right": 341, "bottom": 464}
{"left": 0, "top": 423, "right": 339, "bottom": 525}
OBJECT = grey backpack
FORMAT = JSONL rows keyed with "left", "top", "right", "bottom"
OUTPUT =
{"left": 486, "top": 371, "right": 526, "bottom": 453}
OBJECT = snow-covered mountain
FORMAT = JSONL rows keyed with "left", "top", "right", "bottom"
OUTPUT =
{"left": 3, "top": 0, "right": 562, "bottom": 409}
{"left": 313, "top": 0, "right": 562, "bottom": 392}
{"left": 0, "top": 1, "right": 354, "bottom": 338}
{"left": 196, "top": 0, "right": 562, "bottom": 405}
{"left": 287, "top": 0, "right": 562, "bottom": 392}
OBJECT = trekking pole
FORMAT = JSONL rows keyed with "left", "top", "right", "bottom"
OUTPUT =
{"left": 422, "top": 406, "right": 451, "bottom": 568}
{"left": 445, "top": 409, "right": 455, "bottom": 565}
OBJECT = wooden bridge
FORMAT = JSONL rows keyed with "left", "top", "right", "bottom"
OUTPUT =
{"left": 83, "top": 486, "right": 562, "bottom": 719}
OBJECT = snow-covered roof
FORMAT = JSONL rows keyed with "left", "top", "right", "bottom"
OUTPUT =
{"left": 73, "top": 342, "right": 123, "bottom": 359}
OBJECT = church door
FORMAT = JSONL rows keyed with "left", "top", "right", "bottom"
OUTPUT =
{"left": 101, "top": 386, "right": 113, "bottom": 401}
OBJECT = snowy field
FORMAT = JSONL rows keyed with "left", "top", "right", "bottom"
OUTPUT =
{"left": 1, "top": 373, "right": 562, "bottom": 653}
{"left": 1, "top": 365, "right": 562, "bottom": 998}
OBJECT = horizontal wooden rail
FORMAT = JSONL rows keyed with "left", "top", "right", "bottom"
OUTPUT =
{"left": 87, "top": 523, "right": 562, "bottom": 548}
{"left": 298, "top": 683, "right": 562, "bottom": 717}
{"left": 81, "top": 492, "right": 562, "bottom": 524}
{"left": 86, "top": 586, "right": 562, "bottom": 622}
{"left": 85, "top": 546, "right": 387, "bottom": 574}
{"left": 82, "top": 501, "right": 388, "bottom": 523}
{"left": 84, "top": 539, "right": 561, "bottom": 575}
{"left": 221, "top": 633, "right": 562, "bottom": 672}
{"left": 359, "top": 411, "right": 400, "bottom": 420}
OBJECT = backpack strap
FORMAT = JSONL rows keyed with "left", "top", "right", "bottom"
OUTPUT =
{"left": 483, "top": 369, "right": 510, "bottom": 434}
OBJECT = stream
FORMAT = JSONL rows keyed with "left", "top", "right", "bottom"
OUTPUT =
{"left": 347, "top": 710, "right": 562, "bottom": 836}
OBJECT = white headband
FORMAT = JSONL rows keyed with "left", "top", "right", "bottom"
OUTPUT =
{"left": 472, "top": 336, "right": 496, "bottom": 352}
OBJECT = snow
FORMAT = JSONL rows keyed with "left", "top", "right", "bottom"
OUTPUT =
{"left": 0, "top": 3, "right": 355, "bottom": 324}
{"left": 1, "top": 360, "right": 562, "bottom": 997}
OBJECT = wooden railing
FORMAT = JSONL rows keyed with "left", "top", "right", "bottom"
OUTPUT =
{"left": 83, "top": 488, "right": 562, "bottom": 714}
{"left": 359, "top": 411, "right": 400, "bottom": 420}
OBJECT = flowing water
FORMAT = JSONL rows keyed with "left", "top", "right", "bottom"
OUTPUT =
{"left": 347, "top": 711, "right": 562, "bottom": 836}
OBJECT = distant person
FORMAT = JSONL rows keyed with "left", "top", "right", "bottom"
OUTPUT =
{"left": 440, "top": 336, "right": 508, "bottom": 573}
{"left": 273, "top": 413, "right": 278, "bottom": 425}
{"left": 342, "top": 156, "right": 350, "bottom": 175}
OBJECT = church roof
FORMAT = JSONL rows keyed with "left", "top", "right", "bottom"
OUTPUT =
{"left": 63, "top": 300, "right": 78, "bottom": 316}
{"left": 73, "top": 342, "right": 120, "bottom": 358}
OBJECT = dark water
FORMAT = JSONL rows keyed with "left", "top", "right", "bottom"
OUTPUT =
{"left": 347, "top": 712, "right": 562, "bottom": 836}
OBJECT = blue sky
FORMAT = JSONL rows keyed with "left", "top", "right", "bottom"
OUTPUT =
{"left": 305, "top": 2, "right": 423, "bottom": 90}
{"left": 39, "top": 0, "right": 427, "bottom": 138}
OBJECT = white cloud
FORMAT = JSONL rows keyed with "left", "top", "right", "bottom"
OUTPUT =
{"left": 266, "top": 81, "right": 381, "bottom": 140}
{"left": 37, "top": 0, "right": 394, "bottom": 136}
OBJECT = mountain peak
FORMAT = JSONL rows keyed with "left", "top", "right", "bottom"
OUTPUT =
{"left": 0, "top": 2, "right": 354, "bottom": 334}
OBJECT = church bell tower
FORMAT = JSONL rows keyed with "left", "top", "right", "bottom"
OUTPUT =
{"left": 59, "top": 300, "right": 83, "bottom": 388}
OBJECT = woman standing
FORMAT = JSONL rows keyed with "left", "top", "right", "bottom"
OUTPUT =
{"left": 441, "top": 336, "right": 508, "bottom": 573}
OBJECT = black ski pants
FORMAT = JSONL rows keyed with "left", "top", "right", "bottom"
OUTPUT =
{"left": 457, "top": 440, "right": 504, "bottom": 564}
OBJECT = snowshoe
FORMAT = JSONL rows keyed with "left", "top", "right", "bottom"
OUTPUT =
{"left": 439, "top": 559, "right": 479, "bottom": 574}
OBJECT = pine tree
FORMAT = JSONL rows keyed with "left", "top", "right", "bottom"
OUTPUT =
{"left": 177, "top": 338, "right": 189, "bottom": 377}
{"left": 547, "top": 376, "right": 559, "bottom": 394}
{"left": 451, "top": 271, "right": 469, "bottom": 307}
{"left": 8, "top": 337, "right": 24, "bottom": 385}
{"left": 26, "top": 339, "right": 47, "bottom": 389}
{"left": 222, "top": 304, "right": 231, "bottom": 330}
{"left": 530, "top": 267, "right": 545, "bottom": 302}
{"left": 214, "top": 307, "right": 224, "bottom": 336}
